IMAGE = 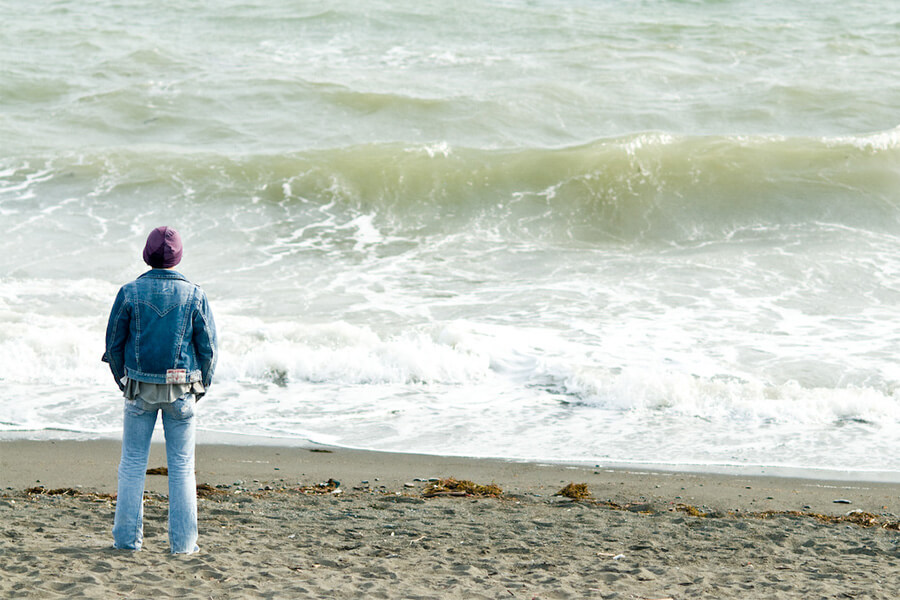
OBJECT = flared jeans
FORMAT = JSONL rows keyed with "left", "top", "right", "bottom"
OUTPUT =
{"left": 112, "top": 396, "right": 199, "bottom": 553}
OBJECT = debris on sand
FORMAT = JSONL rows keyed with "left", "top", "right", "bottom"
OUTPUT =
{"left": 422, "top": 478, "right": 503, "bottom": 498}
{"left": 24, "top": 486, "right": 115, "bottom": 501}
{"left": 555, "top": 483, "right": 592, "bottom": 501}
{"left": 297, "top": 479, "right": 342, "bottom": 495}
{"left": 675, "top": 503, "right": 900, "bottom": 531}
{"left": 196, "top": 483, "right": 228, "bottom": 498}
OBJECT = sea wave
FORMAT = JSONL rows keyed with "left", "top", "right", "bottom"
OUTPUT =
{"left": 4, "top": 129, "right": 900, "bottom": 244}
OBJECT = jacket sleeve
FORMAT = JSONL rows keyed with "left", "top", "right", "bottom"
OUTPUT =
{"left": 104, "top": 287, "right": 130, "bottom": 391}
{"left": 192, "top": 289, "right": 218, "bottom": 390}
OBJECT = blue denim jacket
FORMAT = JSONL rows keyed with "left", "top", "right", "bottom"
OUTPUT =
{"left": 105, "top": 269, "right": 217, "bottom": 391}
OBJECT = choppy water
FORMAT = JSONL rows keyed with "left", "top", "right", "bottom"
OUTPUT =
{"left": 3, "top": 0, "right": 900, "bottom": 477}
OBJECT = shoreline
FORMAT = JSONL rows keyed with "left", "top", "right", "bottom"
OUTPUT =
{"left": 3, "top": 440, "right": 899, "bottom": 599}
{"left": 4, "top": 429, "right": 899, "bottom": 485}
{"left": 3, "top": 439, "right": 900, "bottom": 516}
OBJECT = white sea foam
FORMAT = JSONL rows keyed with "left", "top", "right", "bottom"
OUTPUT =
{"left": 827, "top": 125, "right": 900, "bottom": 151}
{"left": 4, "top": 285, "right": 895, "bottom": 425}
{"left": 621, "top": 132, "right": 676, "bottom": 156}
{"left": 0, "top": 165, "right": 53, "bottom": 197}
{"left": 215, "top": 317, "right": 490, "bottom": 386}
{"left": 337, "top": 214, "right": 386, "bottom": 251}
{"left": 405, "top": 141, "right": 452, "bottom": 158}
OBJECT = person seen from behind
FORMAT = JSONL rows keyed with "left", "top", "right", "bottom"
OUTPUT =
{"left": 104, "top": 226, "right": 217, "bottom": 554}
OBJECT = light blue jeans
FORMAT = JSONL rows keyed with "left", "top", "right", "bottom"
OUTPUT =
{"left": 113, "top": 396, "right": 199, "bottom": 554}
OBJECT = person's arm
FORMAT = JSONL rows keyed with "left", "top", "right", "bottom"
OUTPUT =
{"left": 192, "top": 289, "right": 218, "bottom": 393}
{"left": 104, "top": 287, "right": 130, "bottom": 391}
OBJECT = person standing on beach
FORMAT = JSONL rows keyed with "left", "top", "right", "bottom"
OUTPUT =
{"left": 104, "top": 226, "right": 217, "bottom": 554}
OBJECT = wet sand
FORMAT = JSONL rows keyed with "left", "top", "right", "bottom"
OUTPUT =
{"left": 2, "top": 440, "right": 899, "bottom": 599}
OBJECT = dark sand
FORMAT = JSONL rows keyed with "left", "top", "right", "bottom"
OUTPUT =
{"left": 2, "top": 440, "right": 899, "bottom": 598}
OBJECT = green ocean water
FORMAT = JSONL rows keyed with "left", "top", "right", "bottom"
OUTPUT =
{"left": 5, "top": 0, "right": 900, "bottom": 151}
{"left": 2, "top": 0, "right": 900, "bottom": 476}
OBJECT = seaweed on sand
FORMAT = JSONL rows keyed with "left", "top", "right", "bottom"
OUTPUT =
{"left": 676, "top": 503, "right": 900, "bottom": 531}
{"left": 555, "top": 482, "right": 592, "bottom": 501}
{"left": 196, "top": 483, "right": 228, "bottom": 498}
{"left": 422, "top": 478, "right": 503, "bottom": 498}
{"left": 24, "top": 486, "right": 115, "bottom": 501}
{"left": 755, "top": 509, "right": 900, "bottom": 530}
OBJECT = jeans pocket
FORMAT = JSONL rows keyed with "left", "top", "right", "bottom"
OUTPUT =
{"left": 124, "top": 399, "right": 152, "bottom": 417}
{"left": 167, "top": 395, "right": 195, "bottom": 420}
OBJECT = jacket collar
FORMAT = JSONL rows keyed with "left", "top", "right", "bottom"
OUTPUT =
{"left": 138, "top": 268, "right": 189, "bottom": 282}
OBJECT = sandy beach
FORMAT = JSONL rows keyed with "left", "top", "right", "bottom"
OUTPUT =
{"left": 2, "top": 440, "right": 899, "bottom": 599}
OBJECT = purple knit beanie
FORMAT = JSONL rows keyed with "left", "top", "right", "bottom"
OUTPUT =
{"left": 143, "top": 226, "right": 183, "bottom": 268}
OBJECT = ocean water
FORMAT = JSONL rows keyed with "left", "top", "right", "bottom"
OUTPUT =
{"left": 3, "top": 0, "right": 900, "bottom": 478}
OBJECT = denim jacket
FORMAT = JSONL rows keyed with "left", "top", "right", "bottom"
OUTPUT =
{"left": 104, "top": 269, "right": 217, "bottom": 391}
